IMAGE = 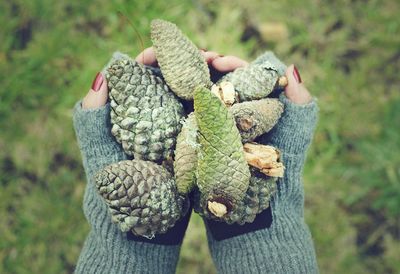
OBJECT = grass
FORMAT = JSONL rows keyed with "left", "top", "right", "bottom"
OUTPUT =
{"left": 0, "top": 0, "right": 399, "bottom": 273}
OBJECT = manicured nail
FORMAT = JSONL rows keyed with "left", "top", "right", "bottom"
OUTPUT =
{"left": 91, "top": 72, "right": 104, "bottom": 92}
{"left": 293, "top": 65, "right": 302, "bottom": 83}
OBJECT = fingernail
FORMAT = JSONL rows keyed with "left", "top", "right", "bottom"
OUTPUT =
{"left": 91, "top": 72, "right": 104, "bottom": 92}
{"left": 218, "top": 54, "right": 224, "bottom": 57}
{"left": 293, "top": 65, "right": 302, "bottom": 83}
{"left": 200, "top": 48, "right": 208, "bottom": 52}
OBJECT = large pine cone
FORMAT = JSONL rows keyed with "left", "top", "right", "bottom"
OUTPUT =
{"left": 151, "top": 19, "right": 212, "bottom": 100}
{"left": 95, "top": 160, "right": 187, "bottom": 238}
{"left": 194, "top": 86, "right": 250, "bottom": 211}
{"left": 106, "top": 57, "right": 185, "bottom": 162}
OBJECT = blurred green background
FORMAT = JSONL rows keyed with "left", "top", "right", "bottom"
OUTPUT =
{"left": 1, "top": 0, "right": 399, "bottom": 273}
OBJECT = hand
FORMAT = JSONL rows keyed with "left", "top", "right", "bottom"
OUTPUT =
{"left": 82, "top": 47, "right": 246, "bottom": 108}
{"left": 134, "top": 46, "right": 249, "bottom": 75}
{"left": 82, "top": 47, "right": 312, "bottom": 109}
{"left": 200, "top": 50, "right": 313, "bottom": 105}
{"left": 197, "top": 49, "right": 313, "bottom": 104}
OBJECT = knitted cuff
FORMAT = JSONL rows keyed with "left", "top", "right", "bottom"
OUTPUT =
{"left": 72, "top": 100, "right": 127, "bottom": 177}
{"left": 261, "top": 93, "right": 319, "bottom": 155}
{"left": 73, "top": 101, "right": 113, "bottom": 144}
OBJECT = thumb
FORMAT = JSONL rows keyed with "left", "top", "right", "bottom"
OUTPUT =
{"left": 284, "top": 65, "right": 312, "bottom": 105}
{"left": 82, "top": 72, "right": 108, "bottom": 109}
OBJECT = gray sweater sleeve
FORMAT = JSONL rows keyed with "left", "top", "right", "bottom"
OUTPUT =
{"left": 72, "top": 101, "right": 183, "bottom": 274}
{"left": 263, "top": 93, "right": 319, "bottom": 155}
{"left": 206, "top": 53, "right": 319, "bottom": 274}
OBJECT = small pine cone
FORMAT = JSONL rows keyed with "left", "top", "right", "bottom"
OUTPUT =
{"left": 218, "top": 61, "right": 280, "bottom": 101}
{"left": 229, "top": 98, "right": 284, "bottom": 142}
{"left": 95, "top": 160, "right": 187, "bottom": 238}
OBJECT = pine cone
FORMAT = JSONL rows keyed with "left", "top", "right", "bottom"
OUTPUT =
{"left": 95, "top": 160, "right": 187, "bottom": 238}
{"left": 194, "top": 86, "right": 251, "bottom": 215}
{"left": 218, "top": 61, "right": 280, "bottom": 101}
{"left": 174, "top": 113, "right": 198, "bottom": 195}
{"left": 230, "top": 98, "right": 284, "bottom": 142}
{"left": 151, "top": 19, "right": 212, "bottom": 100}
{"left": 106, "top": 56, "right": 185, "bottom": 161}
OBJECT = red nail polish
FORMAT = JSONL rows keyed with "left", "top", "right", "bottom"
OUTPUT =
{"left": 91, "top": 72, "right": 104, "bottom": 92}
{"left": 293, "top": 65, "right": 302, "bottom": 83}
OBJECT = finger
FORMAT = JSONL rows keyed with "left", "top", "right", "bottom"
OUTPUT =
{"left": 135, "top": 47, "right": 158, "bottom": 66}
{"left": 284, "top": 64, "right": 312, "bottom": 105}
{"left": 211, "top": 55, "right": 249, "bottom": 73}
{"left": 200, "top": 50, "right": 221, "bottom": 64}
{"left": 82, "top": 72, "right": 108, "bottom": 109}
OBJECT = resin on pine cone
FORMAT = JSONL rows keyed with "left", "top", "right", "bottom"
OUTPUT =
{"left": 106, "top": 56, "right": 185, "bottom": 162}
{"left": 95, "top": 160, "right": 187, "bottom": 238}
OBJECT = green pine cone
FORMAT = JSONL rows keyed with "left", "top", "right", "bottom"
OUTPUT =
{"left": 193, "top": 169, "right": 277, "bottom": 224}
{"left": 230, "top": 98, "right": 284, "bottom": 142}
{"left": 106, "top": 56, "right": 185, "bottom": 162}
{"left": 194, "top": 86, "right": 250, "bottom": 215}
{"left": 151, "top": 19, "right": 212, "bottom": 100}
{"left": 174, "top": 113, "right": 199, "bottom": 195}
{"left": 218, "top": 61, "right": 280, "bottom": 101}
{"left": 95, "top": 160, "right": 187, "bottom": 238}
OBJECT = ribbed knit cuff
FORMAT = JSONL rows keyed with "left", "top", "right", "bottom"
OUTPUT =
{"left": 261, "top": 93, "right": 319, "bottom": 155}
{"left": 73, "top": 101, "right": 114, "bottom": 144}
{"left": 72, "top": 100, "right": 128, "bottom": 177}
